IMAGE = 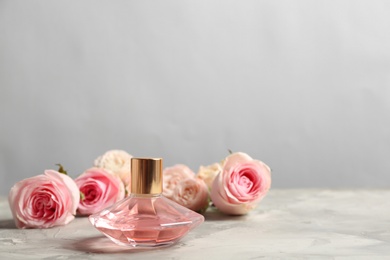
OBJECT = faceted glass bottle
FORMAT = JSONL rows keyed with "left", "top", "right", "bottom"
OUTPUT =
{"left": 89, "top": 158, "right": 204, "bottom": 248}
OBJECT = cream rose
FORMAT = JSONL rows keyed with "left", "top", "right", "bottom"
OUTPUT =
{"left": 8, "top": 170, "right": 80, "bottom": 229}
{"left": 210, "top": 152, "right": 271, "bottom": 215}
{"left": 197, "top": 163, "right": 222, "bottom": 190}
{"left": 162, "top": 164, "right": 195, "bottom": 199}
{"left": 171, "top": 178, "right": 209, "bottom": 213}
{"left": 94, "top": 150, "right": 132, "bottom": 193}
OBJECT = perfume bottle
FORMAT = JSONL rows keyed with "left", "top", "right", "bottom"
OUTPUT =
{"left": 89, "top": 158, "right": 204, "bottom": 248}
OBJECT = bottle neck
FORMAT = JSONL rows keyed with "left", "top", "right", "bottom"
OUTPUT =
{"left": 130, "top": 193, "right": 161, "bottom": 198}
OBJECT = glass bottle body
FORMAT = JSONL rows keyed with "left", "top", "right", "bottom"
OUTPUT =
{"left": 89, "top": 193, "right": 204, "bottom": 248}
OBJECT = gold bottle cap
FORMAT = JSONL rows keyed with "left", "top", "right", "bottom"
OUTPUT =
{"left": 131, "top": 158, "right": 163, "bottom": 195}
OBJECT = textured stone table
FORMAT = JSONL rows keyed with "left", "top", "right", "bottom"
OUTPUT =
{"left": 1, "top": 190, "right": 389, "bottom": 259}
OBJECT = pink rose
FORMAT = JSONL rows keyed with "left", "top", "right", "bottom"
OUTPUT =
{"left": 162, "top": 164, "right": 195, "bottom": 199}
{"left": 94, "top": 150, "right": 132, "bottom": 194}
{"left": 8, "top": 170, "right": 80, "bottom": 229}
{"left": 210, "top": 152, "right": 271, "bottom": 215}
{"left": 75, "top": 168, "right": 125, "bottom": 215}
{"left": 171, "top": 178, "right": 209, "bottom": 213}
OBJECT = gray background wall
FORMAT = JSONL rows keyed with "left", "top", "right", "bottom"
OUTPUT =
{"left": 1, "top": 0, "right": 390, "bottom": 195}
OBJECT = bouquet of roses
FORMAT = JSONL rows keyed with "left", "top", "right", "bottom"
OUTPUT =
{"left": 8, "top": 150, "right": 271, "bottom": 229}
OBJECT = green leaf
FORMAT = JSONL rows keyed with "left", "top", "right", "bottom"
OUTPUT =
{"left": 80, "top": 192, "right": 85, "bottom": 201}
{"left": 56, "top": 164, "right": 68, "bottom": 175}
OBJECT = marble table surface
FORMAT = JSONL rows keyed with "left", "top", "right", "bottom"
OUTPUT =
{"left": 0, "top": 189, "right": 389, "bottom": 259}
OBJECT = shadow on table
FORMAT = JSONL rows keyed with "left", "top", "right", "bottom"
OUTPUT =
{"left": 203, "top": 208, "right": 249, "bottom": 221}
{"left": 65, "top": 236, "right": 166, "bottom": 254}
{"left": 0, "top": 219, "right": 16, "bottom": 229}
